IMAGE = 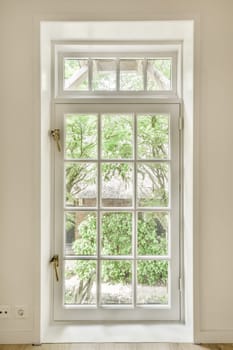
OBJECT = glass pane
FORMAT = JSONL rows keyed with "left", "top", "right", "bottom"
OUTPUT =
{"left": 137, "top": 212, "right": 168, "bottom": 256}
{"left": 65, "top": 163, "right": 97, "bottom": 207}
{"left": 137, "top": 163, "right": 169, "bottom": 207}
{"left": 101, "top": 260, "right": 132, "bottom": 305}
{"left": 92, "top": 59, "right": 116, "bottom": 91}
{"left": 65, "top": 212, "right": 97, "bottom": 256}
{"left": 101, "top": 163, "right": 133, "bottom": 207}
{"left": 64, "top": 260, "right": 96, "bottom": 305}
{"left": 64, "top": 59, "right": 89, "bottom": 91}
{"left": 137, "top": 260, "right": 168, "bottom": 305}
{"left": 120, "top": 59, "right": 144, "bottom": 91}
{"left": 147, "top": 59, "right": 172, "bottom": 91}
{"left": 137, "top": 114, "right": 169, "bottom": 159}
{"left": 65, "top": 114, "right": 97, "bottom": 159}
{"left": 101, "top": 114, "right": 133, "bottom": 159}
{"left": 101, "top": 212, "right": 132, "bottom": 256}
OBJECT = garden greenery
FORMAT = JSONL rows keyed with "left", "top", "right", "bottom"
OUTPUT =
{"left": 71, "top": 213, "right": 168, "bottom": 286}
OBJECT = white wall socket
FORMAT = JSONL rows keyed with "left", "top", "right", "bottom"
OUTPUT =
{"left": 0, "top": 305, "right": 10, "bottom": 319}
{"left": 15, "top": 305, "right": 28, "bottom": 319}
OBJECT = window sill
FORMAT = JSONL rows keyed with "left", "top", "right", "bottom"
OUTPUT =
{"left": 43, "top": 322, "right": 193, "bottom": 343}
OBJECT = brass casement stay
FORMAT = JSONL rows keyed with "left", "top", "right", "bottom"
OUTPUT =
{"left": 50, "top": 254, "right": 59, "bottom": 282}
{"left": 51, "top": 129, "right": 61, "bottom": 152}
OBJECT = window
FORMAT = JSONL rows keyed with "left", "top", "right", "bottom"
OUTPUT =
{"left": 58, "top": 53, "right": 177, "bottom": 96}
{"left": 52, "top": 49, "right": 182, "bottom": 321}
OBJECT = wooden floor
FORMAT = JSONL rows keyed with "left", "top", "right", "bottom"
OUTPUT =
{"left": 0, "top": 344, "right": 233, "bottom": 350}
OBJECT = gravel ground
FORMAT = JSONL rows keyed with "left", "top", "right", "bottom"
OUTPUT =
{"left": 65, "top": 277, "right": 168, "bottom": 305}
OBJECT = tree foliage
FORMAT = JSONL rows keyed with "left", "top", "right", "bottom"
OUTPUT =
{"left": 71, "top": 213, "right": 168, "bottom": 286}
{"left": 64, "top": 88, "right": 170, "bottom": 303}
{"left": 65, "top": 113, "right": 169, "bottom": 207}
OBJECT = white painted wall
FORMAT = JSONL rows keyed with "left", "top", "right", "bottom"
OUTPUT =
{"left": 0, "top": 0, "right": 233, "bottom": 344}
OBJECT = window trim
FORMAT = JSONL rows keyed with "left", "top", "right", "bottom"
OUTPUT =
{"left": 39, "top": 19, "right": 196, "bottom": 342}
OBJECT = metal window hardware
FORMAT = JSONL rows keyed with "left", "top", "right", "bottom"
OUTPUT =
{"left": 178, "top": 116, "right": 183, "bottom": 131}
{"left": 50, "top": 254, "right": 59, "bottom": 282}
{"left": 178, "top": 276, "right": 183, "bottom": 292}
{"left": 51, "top": 129, "right": 61, "bottom": 152}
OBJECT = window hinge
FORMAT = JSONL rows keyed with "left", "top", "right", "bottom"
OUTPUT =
{"left": 178, "top": 116, "right": 183, "bottom": 131}
{"left": 178, "top": 276, "right": 183, "bottom": 292}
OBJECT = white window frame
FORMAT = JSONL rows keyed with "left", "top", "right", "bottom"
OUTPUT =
{"left": 52, "top": 102, "right": 181, "bottom": 321}
{"left": 51, "top": 41, "right": 183, "bottom": 321}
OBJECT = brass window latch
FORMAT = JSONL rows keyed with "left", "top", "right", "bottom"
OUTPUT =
{"left": 50, "top": 254, "right": 59, "bottom": 282}
{"left": 50, "top": 129, "right": 61, "bottom": 152}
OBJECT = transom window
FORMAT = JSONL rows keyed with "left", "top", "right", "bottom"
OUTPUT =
{"left": 57, "top": 52, "right": 177, "bottom": 96}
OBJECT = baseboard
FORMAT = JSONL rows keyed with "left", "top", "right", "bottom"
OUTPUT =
{"left": 0, "top": 330, "right": 35, "bottom": 344}
{"left": 196, "top": 330, "right": 233, "bottom": 343}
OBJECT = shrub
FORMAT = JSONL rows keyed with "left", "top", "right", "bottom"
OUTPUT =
{"left": 72, "top": 213, "right": 168, "bottom": 286}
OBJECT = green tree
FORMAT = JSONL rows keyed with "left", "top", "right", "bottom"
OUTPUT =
{"left": 64, "top": 113, "right": 169, "bottom": 303}
{"left": 71, "top": 213, "right": 168, "bottom": 289}
{"left": 65, "top": 114, "right": 169, "bottom": 207}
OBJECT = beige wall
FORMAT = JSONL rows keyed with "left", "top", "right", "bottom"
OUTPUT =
{"left": 0, "top": 0, "right": 233, "bottom": 344}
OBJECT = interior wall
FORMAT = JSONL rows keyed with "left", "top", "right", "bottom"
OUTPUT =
{"left": 0, "top": 0, "right": 233, "bottom": 344}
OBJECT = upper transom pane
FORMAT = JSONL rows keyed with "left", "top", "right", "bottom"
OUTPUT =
{"left": 64, "top": 58, "right": 89, "bottom": 91}
{"left": 92, "top": 59, "right": 117, "bottom": 91}
{"left": 147, "top": 58, "right": 172, "bottom": 91}
{"left": 120, "top": 59, "right": 144, "bottom": 91}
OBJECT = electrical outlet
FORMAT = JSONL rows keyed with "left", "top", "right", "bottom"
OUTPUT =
{"left": 0, "top": 305, "right": 10, "bottom": 319}
{"left": 15, "top": 305, "right": 28, "bottom": 319}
